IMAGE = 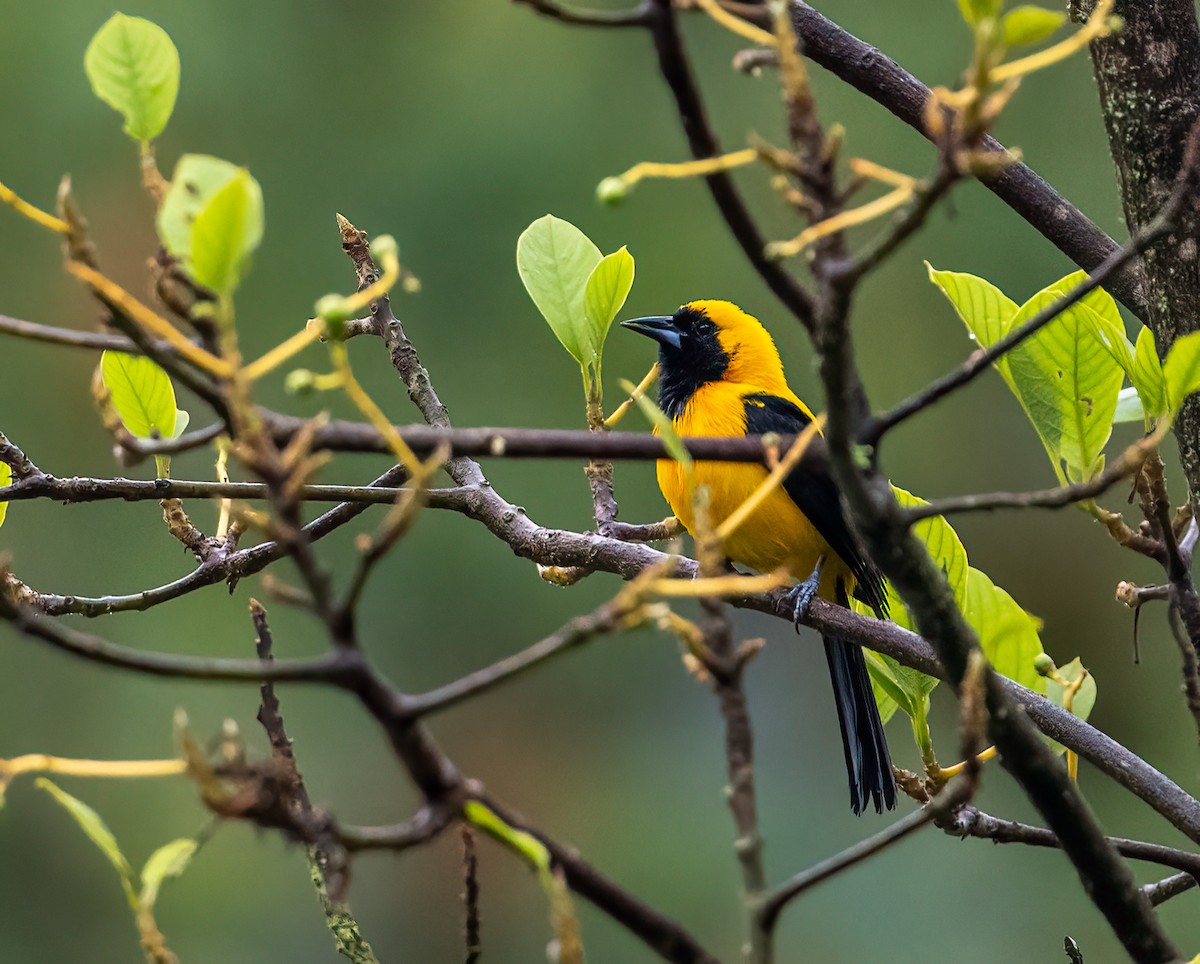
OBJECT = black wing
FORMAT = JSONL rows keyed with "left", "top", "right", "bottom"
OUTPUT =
{"left": 742, "top": 393, "right": 887, "bottom": 617}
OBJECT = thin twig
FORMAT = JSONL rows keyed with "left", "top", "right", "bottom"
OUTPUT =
{"left": 904, "top": 430, "right": 1165, "bottom": 522}
{"left": 405, "top": 602, "right": 629, "bottom": 717}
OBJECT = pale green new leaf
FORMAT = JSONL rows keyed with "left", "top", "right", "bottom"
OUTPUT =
{"left": 170, "top": 409, "right": 190, "bottom": 439}
{"left": 189, "top": 169, "right": 264, "bottom": 296}
{"left": 963, "top": 566, "right": 1046, "bottom": 693}
{"left": 1162, "top": 330, "right": 1200, "bottom": 413}
{"left": 139, "top": 838, "right": 198, "bottom": 910}
{"left": 0, "top": 461, "right": 9, "bottom": 530}
{"left": 517, "top": 215, "right": 602, "bottom": 366}
{"left": 1045, "top": 657, "right": 1097, "bottom": 721}
{"left": 1044, "top": 657, "right": 1097, "bottom": 755}
{"left": 36, "top": 778, "right": 137, "bottom": 908}
{"left": 157, "top": 154, "right": 241, "bottom": 257}
{"left": 583, "top": 246, "right": 635, "bottom": 362}
{"left": 1113, "top": 387, "right": 1146, "bottom": 424}
{"left": 1132, "top": 325, "right": 1167, "bottom": 417}
{"left": 926, "top": 263, "right": 1020, "bottom": 393}
{"left": 101, "top": 351, "right": 177, "bottom": 439}
{"left": 1005, "top": 273, "right": 1123, "bottom": 481}
{"left": 957, "top": 0, "right": 1002, "bottom": 26}
{"left": 1001, "top": 6, "right": 1066, "bottom": 46}
{"left": 84, "top": 14, "right": 179, "bottom": 142}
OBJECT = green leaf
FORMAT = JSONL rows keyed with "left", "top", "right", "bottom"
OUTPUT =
{"left": 157, "top": 155, "right": 242, "bottom": 258}
{"left": 169, "top": 409, "right": 190, "bottom": 439}
{"left": 892, "top": 485, "right": 969, "bottom": 605}
{"left": 517, "top": 215, "right": 603, "bottom": 367}
{"left": 139, "top": 838, "right": 198, "bottom": 911}
{"left": 957, "top": 0, "right": 1002, "bottom": 26}
{"left": 189, "top": 169, "right": 264, "bottom": 296}
{"left": 1001, "top": 6, "right": 1066, "bottom": 46}
{"left": 583, "top": 246, "right": 635, "bottom": 362}
{"left": 1113, "top": 387, "right": 1146, "bottom": 424}
{"left": 0, "top": 461, "right": 9, "bottom": 530}
{"left": 1045, "top": 657, "right": 1097, "bottom": 721}
{"left": 84, "top": 14, "right": 179, "bottom": 142}
{"left": 1005, "top": 272, "right": 1124, "bottom": 481}
{"left": 101, "top": 351, "right": 177, "bottom": 439}
{"left": 864, "top": 651, "right": 914, "bottom": 724}
{"left": 1132, "top": 325, "right": 1167, "bottom": 417}
{"left": 926, "top": 263, "right": 1020, "bottom": 393}
{"left": 1079, "top": 293, "right": 1136, "bottom": 380}
{"left": 1162, "top": 330, "right": 1200, "bottom": 413}
{"left": 1044, "top": 657, "right": 1097, "bottom": 755}
{"left": 857, "top": 485, "right": 961, "bottom": 723}
{"left": 36, "top": 778, "right": 137, "bottom": 908}
{"left": 963, "top": 567, "right": 1046, "bottom": 694}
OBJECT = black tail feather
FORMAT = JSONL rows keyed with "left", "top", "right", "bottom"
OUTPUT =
{"left": 824, "top": 582, "right": 896, "bottom": 815}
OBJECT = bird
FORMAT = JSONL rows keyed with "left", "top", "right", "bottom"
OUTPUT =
{"left": 622, "top": 299, "right": 896, "bottom": 815}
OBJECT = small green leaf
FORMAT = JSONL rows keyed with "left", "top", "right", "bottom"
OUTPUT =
{"left": 1044, "top": 657, "right": 1097, "bottom": 755}
{"left": 964, "top": 567, "right": 1046, "bottom": 694}
{"left": 84, "top": 14, "right": 179, "bottom": 142}
{"left": 169, "top": 409, "right": 190, "bottom": 439}
{"left": 158, "top": 155, "right": 242, "bottom": 258}
{"left": 101, "top": 351, "right": 177, "bottom": 439}
{"left": 1132, "top": 325, "right": 1167, "bottom": 417}
{"left": 623, "top": 379, "right": 693, "bottom": 473}
{"left": 1001, "top": 6, "right": 1066, "bottom": 46}
{"left": 517, "top": 215, "right": 603, "bottom": 367}
{"left": 957, "top": 0, "right": 1002, "bottom": 26}
{"left": 36, "top": 778, "right": 137, "bottom": 908}
{"left": 864, "top": 651, "right": 914, "bottom": 724}
{"left": 1162, "top": 330, "right": 1200, "bottom": 413}
{"left": 1045, "top": 657, "right": 1097, "bottom": 721}
{"left": 583, "top": 246, "right": 635, "bottom": 361}
{"left": 1113, "top": 387, "right": 1146, "bottom": 424}
{"left": 189, "top": 169, "right": 264, "bottom": 296}
{"left": 139, "top": 838, "right": 198, "bottom": 911}
{"left": 0, "top": 461, "right": 10, "bottom": 530}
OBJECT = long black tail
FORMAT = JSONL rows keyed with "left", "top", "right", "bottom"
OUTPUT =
{"left": 824, "top": 583, "right": 896, "bottom": 815}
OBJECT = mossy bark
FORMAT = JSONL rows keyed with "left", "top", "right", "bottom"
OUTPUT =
{"left": 1079, "top": 0, "right": 1200, "bottom": 498}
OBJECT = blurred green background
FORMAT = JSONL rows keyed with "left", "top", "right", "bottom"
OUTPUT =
{"left": 1, "top": 2, "right": 1196, "bottom": 961}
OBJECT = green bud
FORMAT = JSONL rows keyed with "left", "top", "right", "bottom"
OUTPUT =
{"left": 285, "top": 369, "right": 318, "bottom": 395}
{"left": 369, "top": 234, "right": 399, "bottom": 264}
{"left": 596, "top": 176, "right": 630, "bottom": 205}
{"left": 1033, "top": 653, "right": 1056, "bottom": 677}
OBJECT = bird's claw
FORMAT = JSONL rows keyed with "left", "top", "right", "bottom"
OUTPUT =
{"left": 788, "top": 556, "right": 825, "bottom": 633}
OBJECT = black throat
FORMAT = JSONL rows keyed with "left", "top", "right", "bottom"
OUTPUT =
{"left": 656, "top": 307, "right": 730, "bottom": 418}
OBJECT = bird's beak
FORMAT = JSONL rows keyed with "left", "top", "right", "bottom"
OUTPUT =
{"left": 620, "top": 315, "right": 682, "bottom": 350}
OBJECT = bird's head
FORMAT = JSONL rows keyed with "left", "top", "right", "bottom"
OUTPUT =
{"left": 621, "top": 300, "right": 787, "bottom": 416}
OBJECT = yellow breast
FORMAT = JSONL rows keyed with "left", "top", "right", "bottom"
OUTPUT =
{"left": 657, "top": 382, "right": 843, "bottom": 592}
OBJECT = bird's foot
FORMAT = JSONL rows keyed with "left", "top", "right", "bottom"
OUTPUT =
{"left": 788, "top": 556, "right": 825, "bottom": 633}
